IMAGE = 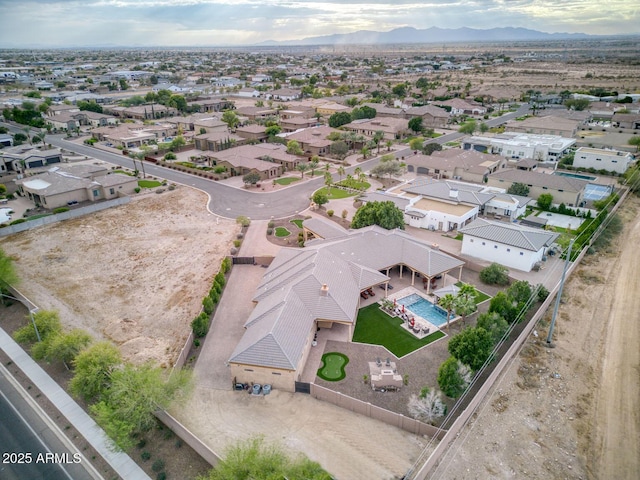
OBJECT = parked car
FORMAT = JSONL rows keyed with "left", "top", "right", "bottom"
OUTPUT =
{"left": 262, "top": 384, "right": 272, "bottom": 395}
{"left": 252, "top": 383, "right": 262, "bottom": 395}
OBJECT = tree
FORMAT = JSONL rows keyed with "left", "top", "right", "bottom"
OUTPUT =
{"left": 458, "top": 120, "right": 477, "bottom": 135}
{"left": 479, "top": 263, "right": 510, "bottom": 286}
{"left": 371, "top": 155, "right": 405, "bottom": 180}
{"left": 33, "top": 131, "right": 46, "bottom": 146}
{"left": 93, "top": 364, "right": 192, "bottom": 450}
{"left": 296, "top": 163, "right": 310, "bottom": 178}
{"left": 77, "top": 100, "right": 103, "bottom": 113}
{"left": 43, "top": 329, "right": 93, "bottom": 369}
{"left": 507, "top": 182, "right": 530, "bottom": 196}
{"left": 392, "top": 83, "right": 407, "bottom": 98}
{"left": 328, "top": 111, "right": 352, "bottom": 128}
{"left": 337, "top": 165, "right": 346, "bottom": 182}
{"left": 408, "top": 116, "right": 423, "bottom": 134}
{"left": 330, "top": 140, "right": 349, "bottom": 159}
{"left": 628, "top": 135, "right": 640, "bottom": 152}
{"left": 385, "top": 140, "right": 393, "bottom": 151}
{"left": 476, "top": 311, "right": 510, "bottom": 344}
{"left": 351, "top": 105, "right": 377, "bottom": 120}
{"left": 564, "top": 98, "right": 590, "bottom": 111}
{"left": 437, "top": 357, "right": 470, "bottom": 398}
{"left": 448, "top": 326, "right": 494, "bottom": 371}
{"left": 70, "top": 341, "right": 122, "bottom": 402}
{"left": 537, "top": 193, "right": 553, "bottom": 210}
{"left": 423, "top": 142, "right": 442, "bottom": 156}
{"left": 407, "top": 390, "right": 446, "bottom": 424}
{"left": 265, "top": 125, "right": 281, "bottom": 137}
{"left": 242, "top": 172, "right": 261, "bottom": 186}
{"left": 198, "top": 436, "right": 331, "bottom": 480}
{"left": 312, "top": 190, "right": 329, "bottom": 207}
{"left": 488, "top": 291, "right": 520, "bottom": 324}
{"left": 221, "top": 110, "right": 240, "bottom": 129}
{"left": 309, "top": 157, "right": 319, "bottom": 176}
{"left": 438, "top": 293, "right": 456, "bottom": 331}
{"left": 506, "top": 280, "right": 534, "bottom": 309}
{"left": 372, "top": 130, "right": 384, "bottom": 153}
{"left": 409, "top": 137, "right": 424, "bottom": 152}
{"left": 286, "top": 140, "right": 303, "bottom": 155}
{"left": 454, "top": 295, "right": 477, "bottom": 327}
{"left": 0, "top": 248, "right": 18, "bottom": 287}
{"left": 479, "top": 122, "right": 489, "bottom": 133}
{"left": 351, "top": 201, "right": 405, "bottom": 230}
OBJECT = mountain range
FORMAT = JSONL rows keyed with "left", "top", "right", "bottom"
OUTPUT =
{"left": 258, "top": 26, "right": 593, "bottom": 46}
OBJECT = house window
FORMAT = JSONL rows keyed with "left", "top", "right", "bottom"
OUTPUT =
{"left": 272, "top": 372, "right": 281, "bottom": 375}
{"left": 109, "top": 188, "right": 115, "bottom": 195}
{"left": 244, "top": 368, "right": 254, "bottom": 372}
{"left": 93, "top": 189, "right": 99, "bottom": 197}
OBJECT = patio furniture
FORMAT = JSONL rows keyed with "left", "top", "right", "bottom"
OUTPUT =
{"left": 385, "top": 358, "right": 391, "bottom": 367}
{"left": 422, "top": 326, "right": 430, "bottom": 335}
{"left": 376, "top": 357, "right": 382, "bottom": 367}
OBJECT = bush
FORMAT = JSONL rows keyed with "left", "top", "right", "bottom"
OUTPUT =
{"left": 233, "top": 239, "right": 242, "bottom": 248}
{"left": 191, "top": 312, "right": 209, "bottom": 337}
{"left": 141, "top": 451, "right": 151, "bottom": 461}
{"left": 156, "top": 473, "right": 167, "bottom": 480}
{"left": 214, "top": 271, "right": 226, "bottom": 288}
{"left": 10, "top": 218, "right": 26, "bottom": 225}
{"left": 479, "top": 263, "right": 510, "bottom": 286}
{"left": 236, "top": 216, "right": 251, "bottom": 227}
{"left": 327, "top": 209, "right": 334, "bottom": 217}
{"left": 152, "top": 459, "right": 165, "bottom": 472}
{"left": 202, "top": 296, "right": 214, "bottom": 315}
{"left": 134, "top": 187, "right": 141, "bottom": 193}
{"left": 268, "top": 221, "right": 275, "bottom": 228}
{"left": 266, "top": 228, "right": 273, "bottom": 235}
{"left": 52, "top": 207, "right": 70, "bottom": 214}
{"left": 220, "top": 257, "right": 232, "bottom": 274}
{"left": 341, "top": 209, "right": 348, "bottom": 219}
{"left": 536, "top": 284, "right": 549, "bottom": 302}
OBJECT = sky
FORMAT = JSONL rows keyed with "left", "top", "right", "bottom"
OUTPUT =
{"left": 0, "top": 0, "right": 638, "bottom": 48}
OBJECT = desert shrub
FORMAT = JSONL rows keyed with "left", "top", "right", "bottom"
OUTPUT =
{"left": 221, "top": 256, "right": 232, "bottom": 274}
{"left": 152, "top": 459, "right": 165, "bottom": 472}
{"left": 156, "top": 472, "right": 167, "bottom": 480}
{"left": 233, "top": 239, "right": 242, "bottom": 248}
{"left": 268, "top": 221, "right": 275, "bottom": 228}
{"left": 341, "top": 209, "right": 348, "bottom": 219}
{"left": 267, "top": 228, "right": 273, "bottom": 235}
{"left": 327, "top": 209, "right": 334, "bottom": 217}
{"left": 52, "top": 207, "right": 70, "bottom": 214}
{"left": 141, "top": 451, "right": 151, "bottom": 461}
{"left": 134, "top": 187, "right": 141, "bottom": 193}
{"left": 214, "top": 271, "right": 226, "bottom": 288}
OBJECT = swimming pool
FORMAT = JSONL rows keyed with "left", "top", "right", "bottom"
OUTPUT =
{"left": 554, "top": 171, "right": 597, "bottom": 181}
{"left": 396, "top": 293, "right": 451, "bottom": 327}
{"left": 584, "top": 183, "right": 613, "bottom": 201}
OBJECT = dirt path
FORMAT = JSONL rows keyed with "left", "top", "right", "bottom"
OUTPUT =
{"left": 590, "top": 204, "right": 640, "bottom": 479}
{"left": 433, "top": 195, "right": 640, "bottom": 479}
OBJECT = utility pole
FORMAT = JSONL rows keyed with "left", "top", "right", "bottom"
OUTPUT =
{"left": 546, "top": 239, "right": 574, "bottom": 347}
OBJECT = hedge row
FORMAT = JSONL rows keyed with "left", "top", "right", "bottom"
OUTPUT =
{"left": 191, "top": 257, "right": 232, "bottom": 337}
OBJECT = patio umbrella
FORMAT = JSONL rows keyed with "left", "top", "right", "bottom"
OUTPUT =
{"left": 393, "top": 298, "right": 396, "bottom": 305}
{"left": 402, "top": 305, "right": 405, "bottom": 313}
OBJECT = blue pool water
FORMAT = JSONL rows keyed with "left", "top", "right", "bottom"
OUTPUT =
{"left": 396, "top": 293, "right": 451, "bottom": 327}
{"left": 584, "top": 183, "right": 613, "bottom": 201}
{"left": 554, "top": 171, "right": 597, "bottom": 181}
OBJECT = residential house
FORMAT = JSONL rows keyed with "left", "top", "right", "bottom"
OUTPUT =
{"left": 404, "top": 105, "right": 450, "bottom": 128}
{"left": 342, "top": 117, "right": 409, "bottom": 141}
{"left": 280, "top": 116, "right": 319, "bottom": 133}
{"left": 503, "top": 114, "right": 582, "bottom": 137}
{"left": 436, "top": 98, "right": 486, "bottom": 116}
{"left": 464, "top": 132, "right": 576, "bottom": 163}
{"left": 235, "top": 106, "right": 277, "bottom": 122}
{"left": 361, "top": 103, "right": 406, "bottom": 119}
{"left": 201, "top": 143, "right": 301, "bottom": 180}
{"left": 612, "top": 112, "right": 640, "bottom": 130}
{"left": 187, "top": 98, "right": 235, "bottom": 113}
{"left": 104, "top": 104, "right": 177, "bottom": 120}
{"left": 91, "top": 125, "right": 160, "bottom": 149}
{"left": 45, "top": 112, "right": 80, "bottom": 132}
{"left": 235, "top": 124, "right": 268, "bottom": 143}
{"left": 486, "top": 169, "right": 587, "bottom": 206}
{"left": 194, "top": 131, "right": 245, "bottom": 152}
{"left": 237, "top": 87, "right": 260, "bottom": 98}
{"left": 315, "top": 102, "right": 351, "bottom": 116}
{"left": 47, "top": 104, "right": 80, "bottom": 116}
{"left": 229, "top": 224, "right": 465, "bottom": 392}
{"left": 15, "top": 165, "right": 137, "bottom": 209}
{"left": 279, "top": 107, "right": 316, "bottom": 119}
{"left": 279, "top": 126, "right": 340, "bottom": 156}
{"left": 0, "top": 147, "right": 63, "bottom": 173}
{"left": 0, "top": 134, "right": 13, "bottom": 148}
{"left": 573, "top": 147, "right": 634, "bottom": 174}
{"left": 267, "top": 88, "right": 301, "bottom": 102}
{"left": 458, "top": 218, "right": 559, "bottom": 272}
{"left": 404, "top": 149, "right": 507, "bottom": 184}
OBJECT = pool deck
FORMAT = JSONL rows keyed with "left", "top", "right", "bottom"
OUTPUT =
{"left": 385, "top": 286, "right": 458, "bottom": 336}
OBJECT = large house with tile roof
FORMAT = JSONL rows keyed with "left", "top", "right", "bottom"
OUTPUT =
{"left": 458, "top": 218, "right": 559, "bottom": 272}
{"left": 228, "top": 225, "right": 465, "bottom": 391}
{"left": 486, "top": 169, "right": 588, "bottom": 206}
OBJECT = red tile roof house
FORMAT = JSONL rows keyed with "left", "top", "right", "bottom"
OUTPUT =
{"left": 436, "top": 98, "right": 486, "bottom": 116}
{"left": 201, "top": 143, "right": 301, "bottom": 180}
{"left": 342, "top": 116, "right": 410, "bottom": 141}
{"left": 279, "top": 125, "right": 342, "bottom": 156}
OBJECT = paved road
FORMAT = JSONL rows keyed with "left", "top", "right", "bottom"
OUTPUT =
{"left": 3, "top": 105, "right": 527, "bottom": 220}
{"left": 0, "top": 365, "right": 95, "bottom": 480}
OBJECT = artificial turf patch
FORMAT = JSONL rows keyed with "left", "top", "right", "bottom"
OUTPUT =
{"left": 317, "top": 352, "right": 349, "bottom": 381}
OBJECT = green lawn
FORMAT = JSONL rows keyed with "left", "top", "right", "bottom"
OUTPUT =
{"left": 317, "top": 352, "right": 349, "bottom": 381}
{"left": 275, "top": 227, "right": 291, "bottom": 237}
{"left": 455, "top": 282, "right": 491, "bottom": 304}
{"left": 325, "top": 187, "right": 357, "bottom": 199}
{"left": 138, "top": 180, "right": 162, "bottom": 188}
{"left": 290, "top": 219, "right": 303, "bottom": 228}
{"left": 26, "top": 213, "right": 52, "bottom": 221}
{"left": 335, "top": 180, "right": 371, "bottom": 191}
{"left": 274, "top": 177, "right": 300, "bottom": 185}
{"left": 353, "top": 304, "right": 446, "bottom": 357}
{"left": 113, "top": 169, "right": 135, "bottom": 176}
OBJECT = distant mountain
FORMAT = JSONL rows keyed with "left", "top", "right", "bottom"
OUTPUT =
{"left": 258, "top": 26, "right": 592, "bottom": 46}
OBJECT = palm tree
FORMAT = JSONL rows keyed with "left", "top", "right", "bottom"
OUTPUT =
{"left": 324, "top": 171, "right": 333, "bottom": 192}
{"left": 454, "top": 296, "right": 477, "bottom": 327}
{"left": 309, "top": 157, "right": 319, "bottom": 176}
{"left": 373, "top": 130, "right": 384, "bottom": 154}
{"left": 296, "top": 163, "right": 310, "bottom": 178}
{"left": 22, "top": 126, "right": 31, "bottom": 145}
{"left": 337, "top": 166, "right": 345, "bottom": 182}
{"left": 361, "top": 146, "right": 370, "bottom": 159}
{"left": 438, "top": 293, "right": 456, "bottom": 331}
{"left": 385, "top": 140, "right": 393, "bottom": 151}
{"left": 457, "top": 283, "right": 478, "bottom": 304}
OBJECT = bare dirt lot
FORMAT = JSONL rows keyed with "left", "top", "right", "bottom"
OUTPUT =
{"left": 432, "top": 195, "right": 640, "bottom": 480}
{"left": 0, "top": 187, "right": 239, "bottom": 367}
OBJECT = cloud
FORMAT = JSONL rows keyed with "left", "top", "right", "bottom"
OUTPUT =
{"left": 0, "top": 0, "right": 637, "bottom": 47}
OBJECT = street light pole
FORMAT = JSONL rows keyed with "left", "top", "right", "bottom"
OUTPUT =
{"left": 546, "top": 239, "right": 574, "bottom": 347}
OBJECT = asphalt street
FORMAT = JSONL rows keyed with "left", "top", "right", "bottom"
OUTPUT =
{"left": 0, "top": 365, "right": 95, "bottom": 480}
{"left": 2, "top": 104, "right": 528, "bottom": 220}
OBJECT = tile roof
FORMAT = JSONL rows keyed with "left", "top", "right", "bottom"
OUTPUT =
{"left": 489, "top": 169, "right": 587, "bottom": 192}
{"left": 458, "top": 218, "right": 559, "bottom": 251}
{"left": 229, "top": 225, "right": 464, "bottom": 370}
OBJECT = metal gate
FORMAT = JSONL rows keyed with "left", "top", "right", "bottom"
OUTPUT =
{"left": 232, "top": 256, "right": 255, "bottom": 265}
{"left": 294, "top": 381, "right": 310, "bottom": 394}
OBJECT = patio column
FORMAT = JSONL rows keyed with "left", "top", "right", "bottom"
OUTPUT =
{"left": 458, "top": 265, "right": 463, "bottom": 282}
{"left": 399, "top": 264, "right": 403, "bottom": 279}
{"left": 411, "top": 269, "right": 415, "bottom": 286}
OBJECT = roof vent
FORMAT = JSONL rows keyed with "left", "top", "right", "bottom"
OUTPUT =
{"left": 320, "top": 284, "right": 329, "bottom": 296}
{"left": 449, "top": 189, "right": 459, "bottom": 198}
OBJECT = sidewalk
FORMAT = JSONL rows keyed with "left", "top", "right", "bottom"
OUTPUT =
{"left": 0, "top": 328, "right": 150, "bottom": 480}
